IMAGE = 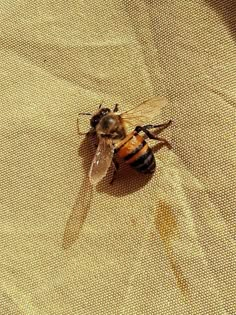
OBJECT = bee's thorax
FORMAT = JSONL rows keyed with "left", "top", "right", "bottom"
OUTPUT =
{"left": 96, "top": 114, "right": 126, "bottom": 140}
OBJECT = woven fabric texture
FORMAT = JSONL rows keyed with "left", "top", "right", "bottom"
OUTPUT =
{"left": 0, "top": 1, "right": 235, "bottom": 314}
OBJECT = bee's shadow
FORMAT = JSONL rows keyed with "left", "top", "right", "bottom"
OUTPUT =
{"left": 62, "top": 134, "right": 167, "bottom": 249}
{"left": 79, "top": 134, "right": 167, "bottom": 196}
{"left": 96, "top": 163, "right": 153, "bottom": 196}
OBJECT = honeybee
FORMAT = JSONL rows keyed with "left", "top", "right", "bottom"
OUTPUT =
{"left": 79, "top": 97, "right": 172, "bottom": 185}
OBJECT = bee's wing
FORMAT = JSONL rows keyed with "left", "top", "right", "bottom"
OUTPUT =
{"left": 89, "top": 137, "right": 114, "bottom": 185}
{"left": 121, "top": 96, "right": 167, "bottom": 126}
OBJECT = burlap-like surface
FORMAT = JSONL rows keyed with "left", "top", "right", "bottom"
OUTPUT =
{"left": 0, "top": 1, "right": 235, "bottom": 314}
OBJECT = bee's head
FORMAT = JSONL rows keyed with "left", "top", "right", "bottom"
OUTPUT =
{"left": 90, "top": 108, "right": 111, "bottom": 128}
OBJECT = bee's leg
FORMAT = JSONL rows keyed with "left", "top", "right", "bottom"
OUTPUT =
{"left": 76, "top": 117, "right": 85, "bottom": 135}
{"left": 135, "top": 124, "right": 172, "bottom": 149}
{"left": 77, "top": 112, "right": 93, "bottom": 136}
{"left": 77, "top": 123, "right": 96, "bottom": 139}
{"left": 113, "top": 104, "right": 119, "bottom": 112}
{"left": 110, "top": 158, "right": 119, "bottom": 184}
{"left": 143, "top": 120, "right": 172, "bottom": 134}
{"left": 77, "top": 119, "right": 95, "bottom": 137}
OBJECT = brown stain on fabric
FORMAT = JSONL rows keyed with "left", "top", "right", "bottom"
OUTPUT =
{"left": 155, "top": 201, "right": 189, "bottom": 298}
{"left": 131, "top": 217, "right": 138, "bottom": 227}
{"left": 155, "top": 201, "right": 178, "bottom": 241}
{"left": 169, "top": 258, "right": 189, "bottom": 298}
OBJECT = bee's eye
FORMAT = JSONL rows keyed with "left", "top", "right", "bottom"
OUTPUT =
{"left": 90, "top": 115, "right": 99, "bottom": 128}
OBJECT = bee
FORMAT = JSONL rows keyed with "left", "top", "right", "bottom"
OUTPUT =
{"left": 79, "top": 97, "right": 172, "bottom": 185}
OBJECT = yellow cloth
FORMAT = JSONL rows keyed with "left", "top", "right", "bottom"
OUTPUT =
{"left": 0, "top": 1, "right": 235, "bottom": 314}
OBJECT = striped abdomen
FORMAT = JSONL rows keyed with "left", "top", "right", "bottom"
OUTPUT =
{"left": 115, "top": 131, "right": 156, "bottom": 173}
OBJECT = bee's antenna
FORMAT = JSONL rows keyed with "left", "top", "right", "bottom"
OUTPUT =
{"left": 98, "top": 99, "right": 104, "bottom": 109}
{"left": 78, "top": 112, "right": 92, "bottom": 116}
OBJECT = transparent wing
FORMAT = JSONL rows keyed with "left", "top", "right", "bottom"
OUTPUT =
{"left": 121, "top": 96, "right": 167, "bottom": 127}
{"left": 89, "top": 137, "right": 114, "bottom": 185}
